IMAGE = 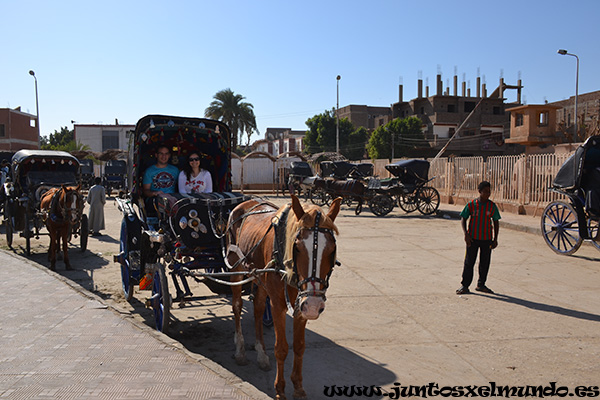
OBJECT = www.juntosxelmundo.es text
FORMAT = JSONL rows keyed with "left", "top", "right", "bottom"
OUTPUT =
{"left": 323, "top": 382, "right": 599, "bottom": 398}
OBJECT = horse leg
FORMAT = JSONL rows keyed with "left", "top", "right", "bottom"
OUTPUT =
{"left": 290, "top": 315, "right": 308, "bottom": 400}
{"left": 252, "top": 284, "right": 270, "bottom": 371}
{"left": 231, "top": 282, "right": 248, "bottom": 366}
{"left": 62, "top": 228, "right": 71, "bottom": 270}
{"left": 272, "top": 302, "right": 289, "bottom": 400}
{"left": 48, "top": 230, "right": 56, "bottom": 271}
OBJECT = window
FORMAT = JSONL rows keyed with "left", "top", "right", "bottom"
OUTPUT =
{"left": 493, "top": 106, "right": 502, "bottom": 115}
{"left": 102, "top": 130, "right": 119, "bottom": 151}
{"left": 420, "top": 107, "right": 424, "bottom": 114}
{"left": 464, "top": 102, "right": 476, "bottom": 112}
{"left": 515, "top": 113, "right": 524, "bottom": 127}
{"left": 0, "top": 124, "right": 5, "bottom": 138}
{"left": 538, "top": 112, "right": 549, "bottom": 127}
{"left": 447, "top": 104, "right": 456, "bottom": 113}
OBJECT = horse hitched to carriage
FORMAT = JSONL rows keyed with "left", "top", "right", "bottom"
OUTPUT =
{"left": 3, "top": 150, "right": 88, "bottom": 267}
{"left": 114, "top": 115, "right": 343, "bottom": 399}
{"left": 541, "top": 135, "right": 600, "bottom": 255}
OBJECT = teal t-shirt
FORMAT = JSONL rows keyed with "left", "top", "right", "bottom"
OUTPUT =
{"left": 142, "top": 164, "right": 179, "bottom": 193}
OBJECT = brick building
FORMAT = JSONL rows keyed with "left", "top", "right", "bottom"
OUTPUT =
{"left": 0, "top": 107, "right": 39, "bottom": 151}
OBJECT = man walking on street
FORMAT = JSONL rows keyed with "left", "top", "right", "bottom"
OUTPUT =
{"left": 456, "top": 181, "right": 500, "bottom": 295}
{"left": 87, "top": 177, "right": 106, "bottom": 236}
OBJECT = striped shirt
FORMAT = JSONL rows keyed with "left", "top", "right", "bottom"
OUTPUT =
{"left": 460, "top": 199, "right": 501, "bottom": 240}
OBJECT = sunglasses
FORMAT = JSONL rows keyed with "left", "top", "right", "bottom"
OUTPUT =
{"left": 189, "top": 157, "right": 200, "bottom": 161}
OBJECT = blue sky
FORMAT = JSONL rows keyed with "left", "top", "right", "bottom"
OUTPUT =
{"left": 2, "top": 0, "right": 599, "bottom": 145}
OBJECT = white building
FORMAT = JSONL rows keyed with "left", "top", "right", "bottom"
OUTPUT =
{"left": 73, "top": 122, "right": 135, "bottom": 154}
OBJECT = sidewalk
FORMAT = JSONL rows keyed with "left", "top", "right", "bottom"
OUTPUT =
{"left": 0, "top": 250, "right": 269, "bottom": 400}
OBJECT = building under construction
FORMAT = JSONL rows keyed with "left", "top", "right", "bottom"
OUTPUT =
{"left": 338, "top": 73, "right": 526, "bottom": 157}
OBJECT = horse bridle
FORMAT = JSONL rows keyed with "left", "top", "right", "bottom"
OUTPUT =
{"left": 291, "top": 211, "right": 337, "bottom": 309}
{"left": 51, "top": 188, "right": 82, "bottom": 222}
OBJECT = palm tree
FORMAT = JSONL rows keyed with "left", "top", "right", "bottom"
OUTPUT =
{"left": 204, "top": 88, "right": 257, "bottom": 148}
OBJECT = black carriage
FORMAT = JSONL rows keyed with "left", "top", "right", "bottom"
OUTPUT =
{"left": 3, "top": 150, "right": 88, "bottom": 255}
{"left": 103, "top": 159, "right": 127, "bottom": 196}
{"left": 310, "top": 160, "right": 398, "bottom": 216}
{"left": 288, "top": 161, "right": 315, "bottom": 198}
{"left": 541, "top": 135, "right": 600, "bottom": 255}
{"left": 114, "top": 115, "right": 257, "bottom": 332}
{"left": 382, "top": 159, "right": 440, "bottom": 215}
{"left": 79, "top": 158, "right": 95, "bottom": 190}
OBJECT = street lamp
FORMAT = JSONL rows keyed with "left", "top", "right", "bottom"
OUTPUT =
{"left": 557, "top": 49, "right": 579, "bottom": 142}
{"left": 336, "top": 75, "right": 341, "bottom": 154}
{"left": 29, "top": 70, "right": 40, "bottom": 147}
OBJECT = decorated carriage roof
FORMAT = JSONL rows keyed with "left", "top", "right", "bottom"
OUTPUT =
{"left": 553, "top": 135, "right": 600, "bottom": 191}
{"left": 128, "top": 115, "right": 232, "bottom": 196}
{"left": 11, "top": 150, "right": 81, "bottom": 190}
{"left": 385, "top": 159, "right": 430, "bottom": 181}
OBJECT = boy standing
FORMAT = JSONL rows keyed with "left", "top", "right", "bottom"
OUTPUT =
{"left": 456, "top": 181, "right": 501, "bottom": 295}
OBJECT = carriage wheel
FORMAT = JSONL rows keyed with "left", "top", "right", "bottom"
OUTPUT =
{"left": 417, "top": 186, "right": 440, "bottom": 215}
{"left": 310, "top": 189, "right": 331, "bottom": 206}
{"left": 587, "top": 218, "right": 600, "bottom": 252}
{"left": 4, "top": 202, "right": 12, "bottom": 248}
{"left": 119, "top": 219, "right": 135, "bottom": 301}
{"left": 150, "top": 262, "right": 170, "bottom": 332}
{"left": 368, "top": 194, "right": 395, "bottom": 217}
{"left": 541, "top": 201, "right": 583, "bottom": 255}
{"left": 398, "top": 193, "right": 418, "bottom": 213}
{"left": 80, "top": 214, "right": 89, "bottom": 252}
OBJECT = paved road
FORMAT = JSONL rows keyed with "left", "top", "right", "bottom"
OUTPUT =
{"left": 2, "top": 195, "right": 600, "bottom": 399}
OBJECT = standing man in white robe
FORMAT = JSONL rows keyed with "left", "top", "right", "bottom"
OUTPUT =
{"left": 87, "top": 177, "right": 106, "bottom": 236}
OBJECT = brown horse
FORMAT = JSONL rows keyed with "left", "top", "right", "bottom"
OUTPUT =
{"left": 225, "top": 194, "right": 341, "bottom": 400}
{"left": 40, "top": 185, "right": 83, "bottom": 271}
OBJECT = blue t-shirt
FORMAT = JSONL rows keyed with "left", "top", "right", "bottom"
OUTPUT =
{"left": 143, "top": 164, "right": 179, "bottom": 193}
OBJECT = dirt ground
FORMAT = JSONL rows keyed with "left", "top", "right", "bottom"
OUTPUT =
{"left": 3, "top": 194, "right": 600, "bottom": 399}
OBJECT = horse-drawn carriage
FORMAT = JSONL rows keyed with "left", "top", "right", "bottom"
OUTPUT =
{"left": 3, "top": 150, "right": 88, "bottom": 257}
{"left": 382, "top": 159, "right": 440, "bottom": 215}
{"left": 541, "top": 135, "right": 600, "bottom": 255}
{"left": 79, "top": 158, "right": 95, "bottom": 190}
{"left": 103, "top": 159, "right": 127, "bottom": 196}
{"left": 114, "top": 115, "right": 342, "bottom": 399}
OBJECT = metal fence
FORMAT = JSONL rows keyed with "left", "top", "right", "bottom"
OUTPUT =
{"left": 233, "top": 152, "right": 575, "bottom": 212}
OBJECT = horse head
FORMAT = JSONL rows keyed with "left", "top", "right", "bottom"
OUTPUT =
{"left": 60, "top": 184, "right": 83, "bottom": 224}
{"left": 284, "top": 194, "right": 341, "bottom": 320}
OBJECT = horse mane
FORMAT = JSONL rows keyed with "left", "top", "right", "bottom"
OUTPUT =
{"left": 277, "top": 202, "right": 339, "bottom": 284}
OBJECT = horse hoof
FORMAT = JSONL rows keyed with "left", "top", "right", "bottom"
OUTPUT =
{"left": 258, "top": 361, "right": 271, "bottom": 371}
{"left": 234, "top": 355, "right": 249, "bottom": 366}
{"left": 65, "top": 265, "right": 72, "bottom": 271}
{"left": 275, "top": 394, "right": 287, "bottom": 400}
{"left": 293, "top": 389, "right": 307, "bottom": 400}
{"left": 49, "top": 265, "right": 56, "bottom": 271}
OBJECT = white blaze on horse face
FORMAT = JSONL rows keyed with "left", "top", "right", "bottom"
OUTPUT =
{"left": 301, "top": 232, "right": 327, "bottom": 292}
{"left": 66, "top": 192, "right": 79, "bottom": 223}
{"left": 298, "top": 231, "right": 328, "bottom": 320}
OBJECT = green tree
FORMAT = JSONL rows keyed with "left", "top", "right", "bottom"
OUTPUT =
{"left": 204, "top": 88, "right": 257, "bottom": 148}
{"left": 40, "top": 126, "right": 91, "bottom": 152}
{"left": 366, "top": 117, "right": 428, "bottom": 160}
{"left": 41, "top": 126, "right": 73, "bottom": 150}
{"left": 304, "top": 109, "right": 364, "bottom": 159}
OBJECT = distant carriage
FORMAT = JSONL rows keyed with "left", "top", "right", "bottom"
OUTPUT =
{"left": 79, "top": 158, "right": 95, "bottom": 190}
{"left": 3, "top": 150, "right": 88, "bottom": 256}
{"left": 103, "top": 159, "right": 127, "bottom": 196}
{"left": 541, "top": 135, "right": 600, "bottom": 255}
{"left": 383, "top": 159, "right": 440, "bottom": 215}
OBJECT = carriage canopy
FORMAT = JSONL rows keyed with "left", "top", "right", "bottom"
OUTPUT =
{"left": 553, "top": 136, "right": 600, "bottom": 191}
{"left": 11, "top": 150, "right": 81, "bottom": 190}
{"left": 127, "top": 115, "right": 232, "bottom": 200}
{"left": 385, "top": 159, "right": 430, "bottom": 184}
